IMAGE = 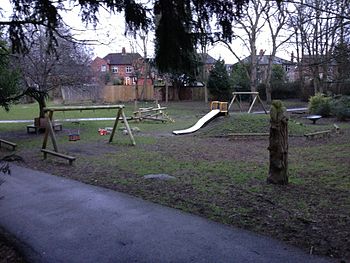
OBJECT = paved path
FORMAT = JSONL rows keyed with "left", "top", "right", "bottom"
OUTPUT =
{"left": 0, "top": 165, "right": 331, "bottom": 263}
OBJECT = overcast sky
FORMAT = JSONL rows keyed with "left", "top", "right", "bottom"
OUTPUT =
{"left": 1, "top": 1, "right": 291, "bottom": 64}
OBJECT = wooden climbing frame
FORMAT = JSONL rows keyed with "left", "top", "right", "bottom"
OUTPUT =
{"left": 228, "top": 92, "right": 267, "bottom": 114}
{"left": 210, "top": 101, "right": 228, "bottom": 115}
{"left": 41, "top": 105, "right": 136, "bottom": 163}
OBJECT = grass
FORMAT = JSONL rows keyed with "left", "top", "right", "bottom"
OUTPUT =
{"left": 1, "top": 100, "right": 350, "bottom": 260}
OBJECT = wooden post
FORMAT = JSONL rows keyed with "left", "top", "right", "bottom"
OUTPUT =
{"left": 42, "top": 110, "right": 58, "bottom": 151}
{"left": 121, "top": 110, "right": 136, "bottom": 146}
{"left": 109, "top": 108, "right": 122, "bottom": 143}
{"left": 267, "top": 100, "right": 289, "bottom": 185}
{"left": 165, "top": 81, "right": 169, "bottom": 104}
{"left": 247, "top": 94, "right": 258, "bottom": 113}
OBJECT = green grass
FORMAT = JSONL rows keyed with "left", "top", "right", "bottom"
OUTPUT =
{"left": 202, "top": 113, "right": 332, "bottom": 136}
{"left": 1, "top": 100, "right": 349, "bottom": 259}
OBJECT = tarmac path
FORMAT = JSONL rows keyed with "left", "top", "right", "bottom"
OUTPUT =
{"left": 0, "top": 165, "right": 331, "bottom": 263}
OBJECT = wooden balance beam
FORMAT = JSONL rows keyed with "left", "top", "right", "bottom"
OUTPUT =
{"left": 0, "top": 139, "right": 17, "bottom": 151}
{"left": 41, "top": 149, "right": 76, "bottom": 165}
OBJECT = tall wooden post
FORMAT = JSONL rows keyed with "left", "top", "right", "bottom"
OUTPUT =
{"left": 267, "top": 100, "right": 289, "bottom": 185}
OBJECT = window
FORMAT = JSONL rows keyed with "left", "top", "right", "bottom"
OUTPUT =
{"left": 125, "top": 77, "right": 131, "bottom": 85}
{"left": 101, "top": 65, "right": 106, "bottom": 72}
{"left": 111, "top": 66, "right": 118, "bottom": 73}
{"left": 126, "top": 66, "right": 133, "bottom": 73}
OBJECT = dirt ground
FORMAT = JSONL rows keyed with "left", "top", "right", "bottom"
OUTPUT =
{"left": 0, "top": 113, "right": 349, "bottom": 262}
{"left": 0, "top": 227, "right": 26, "bottom": 263}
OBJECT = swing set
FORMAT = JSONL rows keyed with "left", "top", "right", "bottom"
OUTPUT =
{"left": 228, "top": 92, "right": 268, "bottom": 114}
{"left": 41, "top": 105, "right": 135, "bottom": 165}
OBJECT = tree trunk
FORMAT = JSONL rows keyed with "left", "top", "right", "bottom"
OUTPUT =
{"left": 265, "top": 83, "right": 272, "bottom": 104}
{"left": 38, "top": 95, "right": 47, "bottom": 119}
{"left": 267, "top": 100, "right": 289, "bottom": 185}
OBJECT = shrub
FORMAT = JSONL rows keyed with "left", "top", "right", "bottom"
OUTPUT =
{"left": 112, "top": 77, "right": 122, "bottom": 85}
{"left": 331, "top": 95, "right": 350, "bottom": 120}
{"left": 258, "top": 81, "right": 301, "bottom": 100}
{"left": 308, "top": 93, "right": 332, "bottom": 116}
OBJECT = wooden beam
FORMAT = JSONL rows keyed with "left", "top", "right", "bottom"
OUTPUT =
{"left": 121, "top": 110, "right": 136, "bottom": 146}
{"left": 43, "top": 105, "right": 124, "bottom": 112}
{"left": 109, "top": 108, "right": 122, "bottom": 143}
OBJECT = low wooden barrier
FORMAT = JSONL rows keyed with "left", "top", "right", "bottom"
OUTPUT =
{"left": 0, "top": 139, "right": 17, "bottom": 151}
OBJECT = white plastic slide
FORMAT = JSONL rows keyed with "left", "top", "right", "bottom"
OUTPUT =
{"left": 173, "top": 109, "right": 221, "bottom": 135}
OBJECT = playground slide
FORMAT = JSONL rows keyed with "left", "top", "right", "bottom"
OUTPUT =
{"left": 173, "top": 109, "right": 221, "bottom": 135}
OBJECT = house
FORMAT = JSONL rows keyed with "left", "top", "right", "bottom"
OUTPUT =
{"left": 233, "top": 51, "right": 296, "bottom": 82}
{"left": 297, "top": 55, "right": 338, "bottom": 82}
{"left": 91, "top": 48, "right": 145, "bottom": 85}
{"left": 198, "top": 53, "right": 216, "bottom": 81}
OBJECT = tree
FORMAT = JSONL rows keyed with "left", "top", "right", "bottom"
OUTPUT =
{"left": 219, "top": 0, "right": 269, "bottom": 93}
{"left": 271, "top": 65, "right": 286, "bottom": 83}
{"left": 0, "top": 39, "right": 21, "bottom": 111}
{"left": 288, "top": 0, "right": 350, "bottom": 94}
{"left": 267, "top": 100, "right": 289, "bottom": 185}
{"left": 263, "top": 1, "right": 293, "bottom": 104}
{"left": 334, "top": 42, "right": 350, "bottom": 81}
{"left": 207, "top": 59, "right": 232, "bottom": 101}
{"left": 230, "top": 63, "right": 250, "bottom": 92}
{"left": 14, "top": 27, "right": 92, "bottom": 118}
{"left": 1, "top": 0, "right": 246, "bottom": 72}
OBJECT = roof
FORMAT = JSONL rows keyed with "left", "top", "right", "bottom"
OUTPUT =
{"left": 103, "top": 53, "right": 142, "bottom": 65}
{"left": 238, "top": 55, "right": 293, "bottom": 65}
{"left": 198, "top": 53, "right": 216, "bottom": 64}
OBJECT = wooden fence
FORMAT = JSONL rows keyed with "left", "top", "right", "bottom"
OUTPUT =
{"left": 103, "top": 85, "right": 154, "bottom": 102}
{"left": 61, "top": 85, "right": 100, "bottom": 103}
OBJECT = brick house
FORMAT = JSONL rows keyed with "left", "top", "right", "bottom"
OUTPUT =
{"left": 91, "top": 48, "right": 145, "bottom": 85}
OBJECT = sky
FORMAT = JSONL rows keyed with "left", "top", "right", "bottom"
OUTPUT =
{"left": 1, "top": 1, "right": 292, "bottom": 64}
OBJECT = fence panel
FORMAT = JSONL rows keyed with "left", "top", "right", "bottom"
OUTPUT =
{"left": 103, "top": 85, "right": 154, "bottom": 102}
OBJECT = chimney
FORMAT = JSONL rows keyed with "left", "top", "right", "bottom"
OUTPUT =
{"left": 259, "top": 49, "right": 264, "bottom": 56}
{"left": 122, "top": 47, "right": 126, "bottom": 55}
{"left": 291, "top": 51, "right": 294, "bottom": 63}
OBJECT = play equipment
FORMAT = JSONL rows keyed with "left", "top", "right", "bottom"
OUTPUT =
{"left": 68, "top": 130, "right": 80, "bottom": 141}
{"left": 306, "top": 115, "right": 322, "bottom": 124}
{"left": 41, "top": 105, "right": 135, "bottom": 165}
{"left": 0, "top": 139, "right": 17, "bottom": 151}
{"left": 228, "top": 92, "right": 267, "bottom": 114}
{"left": 133, "top": 103, "right": 174, "bottom": 123}
{"left": 27, "top": 120, "right": 62, "bottom": 134}
{"left": 68, "top": 122, "right": 80, "bottom": 141}
{"left": 173, "top": 101, "right": 227, "bottom": 135}
{"left": 98, "top": 127, "right": 112, "bottom": 136}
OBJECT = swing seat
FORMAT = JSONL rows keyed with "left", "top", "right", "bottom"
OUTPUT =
{"left": 69, "top": 133, "right": 80, "bottom": 141}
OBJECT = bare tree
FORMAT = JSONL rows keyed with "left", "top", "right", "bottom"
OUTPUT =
{"left": 288, "top": 0, "right": 350, "bottom": 94}
{"left": 15, "top": 26, "right": 93, "bottom": 119}
{"left": 263, "top": 1, "right": 294, "bottom": 104}
{"left": 220, "top": 0, "right": 269, "bottom": 93}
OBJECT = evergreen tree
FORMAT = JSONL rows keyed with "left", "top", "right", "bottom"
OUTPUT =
{"left": 230, "top": 63, "right": 250, "bottom": 92}
{"left": 207, "top": 59, "right": 232, "bottom": 101}
{"left": 0, "top": 39, "right": 20, "bottom": 111}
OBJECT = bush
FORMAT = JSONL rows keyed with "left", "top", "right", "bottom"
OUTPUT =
{"left": 331, "top": 95, "right": 350, "bottom": 120}
{"left": 112, "top": 77, "right": 123, "bottom": 85}
{"left": 258, "top": 81, "right": 301, "bottom": 100}
{"left": 308, "top": 93, "right": 332, "bottom": 116}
